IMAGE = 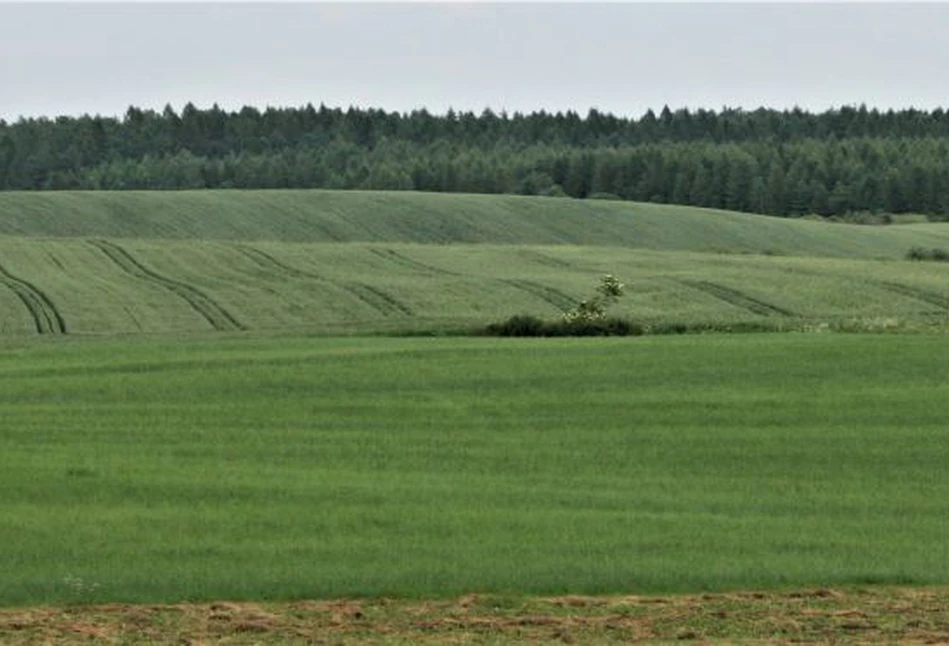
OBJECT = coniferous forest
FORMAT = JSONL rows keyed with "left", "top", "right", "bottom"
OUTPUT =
{"left": 3, "top": 103, "right": 949, "bottom": 218}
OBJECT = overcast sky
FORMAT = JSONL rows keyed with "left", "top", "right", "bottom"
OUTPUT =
{"left": 1, "top": 2, "right": 948, "bottom": 122}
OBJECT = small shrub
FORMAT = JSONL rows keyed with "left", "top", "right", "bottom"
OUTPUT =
{"left": 550, "top": 317, "right": 642, "bottom": 337}
{"left": 932, "top": 248, "right": 949, "bottom": 262}
{"left": 484, "top": 314, "right": 547, "bottom": 337}
{"left": 483, "top": 315, "right": 641, "bottom": 337}
{"left": 906, "top": 247, "right": 949, "bottom": 262}
{"left": 588, "top": 192, "right": 623, "bottom": 201}
{"left": 562, "top": 275, "right": 625, "bottom": 324}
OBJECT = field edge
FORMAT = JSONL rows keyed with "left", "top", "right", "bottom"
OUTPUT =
{"left": 2, "top": 586, "right": 949, "bottom": 644}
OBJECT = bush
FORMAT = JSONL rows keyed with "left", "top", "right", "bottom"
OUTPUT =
{"left": 484, "top": 314, "right": 547, "bottom": 337}
{"left": 484, "top": 315, "right": 642, "bottom": 337}
{"left": 906, "top": 247, "right": 949, "bottom": 262}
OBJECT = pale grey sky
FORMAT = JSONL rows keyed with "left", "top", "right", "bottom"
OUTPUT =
{"left": 1, "top": 3, "right": 948, "bottom": 122}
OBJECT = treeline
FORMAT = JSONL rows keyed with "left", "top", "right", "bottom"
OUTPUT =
{"left": 3, "top": 103, "right": 949, "bottom": 217}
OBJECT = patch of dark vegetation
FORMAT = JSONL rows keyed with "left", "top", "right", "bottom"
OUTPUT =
{"left": 906, "top": 247, "right": 949, "bottom": 262}
{"left": 646, "top": 320, "right": 785, "bottom": 334}
{"left": 483, "top": 314, "right": 641, "bottom": 337}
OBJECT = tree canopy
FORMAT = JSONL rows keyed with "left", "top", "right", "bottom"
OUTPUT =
{"left": 3, "top": 103, "right": 949, "bottom": 218}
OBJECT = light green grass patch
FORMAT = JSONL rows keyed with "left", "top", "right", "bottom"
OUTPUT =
{"left": 2, "top": 334, "right": 949, "bottom": 606}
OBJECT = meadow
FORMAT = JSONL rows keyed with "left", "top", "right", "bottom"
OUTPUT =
{"left": 3, "top": 333, "right": 949, "bottom": 609}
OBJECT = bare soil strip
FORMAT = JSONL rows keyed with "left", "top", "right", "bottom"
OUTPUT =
{"left": 0, "top": 261, "right": 66, "bottom": 334}
{"left": 4, "top": 587, "right": 948, "bottom": 645}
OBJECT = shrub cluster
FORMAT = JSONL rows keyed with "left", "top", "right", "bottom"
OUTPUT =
{"left": 906, "top": 247, "right": 949, "bottom": 262}
{"left": 484, "top": 314, "right": 642, "bottom": 337}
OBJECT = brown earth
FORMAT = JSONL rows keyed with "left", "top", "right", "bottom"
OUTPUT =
{"left": 2, "top": 587, "right": 949, "bottom": 644}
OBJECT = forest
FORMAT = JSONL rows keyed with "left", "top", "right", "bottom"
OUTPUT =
{"left": 2, "top": 103, "right": 949, "bottom": 218}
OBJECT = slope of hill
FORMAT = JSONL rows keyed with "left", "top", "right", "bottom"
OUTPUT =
{"left": 1, "top": 190, "right": 949, "bottom": 336}
{"left": 2, "top": 189, "right": 949, "bottom": 258}
{"left": 1, "top": 237, "right": 948, "bottom": 336}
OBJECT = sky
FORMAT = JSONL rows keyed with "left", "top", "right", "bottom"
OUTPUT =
{"left": 1, "top": 2, "right": 948, "bottom": 122}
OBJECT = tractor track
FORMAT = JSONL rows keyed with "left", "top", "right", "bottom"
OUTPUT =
{"left": 239, "top": 245, "right": 413, "bottom": 318}
{"left": 89, "top": 239, "right": 244, "bottom": 332}
{"left": 501, "top": 279, "right": 578, "bottom": 311}
{"left": 876, "top": 281, "right": 949, "bottom": 310}
{"left": 237, "top": 245, "right": 323, "bottom": 280}
{"left": 0, "top": 262, "right": 66, "bottom": 334}
{"left": 346, "top": 282, "right": 413, "bottom": 316}
{"left": 517, "top": 249, "right": 578, "bottom": 270}
{"left": 676, "top": 279, "right": 795, "bottom": 317}
{"left": 367, "top": 248, "right": 461, "bottom": 276}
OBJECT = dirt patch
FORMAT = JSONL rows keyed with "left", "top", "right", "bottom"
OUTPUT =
{"left": 3, "top": 587, "right": 949, "bottom": 644}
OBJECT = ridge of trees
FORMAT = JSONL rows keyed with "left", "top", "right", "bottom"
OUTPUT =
{"left": 2, "top": 102, "right": 949, "bottom": 218}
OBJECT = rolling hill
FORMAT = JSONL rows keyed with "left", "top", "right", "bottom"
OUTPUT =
{"left": 0, "top": 190, "right": 948, "bottom": 336}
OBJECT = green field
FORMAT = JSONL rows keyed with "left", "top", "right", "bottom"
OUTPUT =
{"left": 3, "top": 189, "right": 949, "bottom": 621}
{"left": 1, "top": 190, "right": 949, "bottom": 336}
{"left": 3, "top": 333, "right": 949, "bottom": 607}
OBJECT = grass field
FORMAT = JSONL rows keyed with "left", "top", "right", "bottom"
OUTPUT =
{"left": 3, "top": 333, "right": 949, "bottom": 608}
{"left": 4, "top": 189, "right": 949, "bottom": 640}
{"left": 1, "top": 190, "right": 949, "bottom": 336}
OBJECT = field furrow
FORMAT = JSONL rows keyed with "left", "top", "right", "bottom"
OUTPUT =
{"left": 0, "top": 262, "right": 66, "bottom": 334}
{"left": 676, "top": 279, "right": 795, "bottom": 317}
{"left": 345, "top": 282, "right": 414, "bottom": 316}
{"left": 237, "top": 245, "right": 322, "bottom": 280}
{"left": 367, "top": 247, "right": 461, "bottom": 276}
{"left": 877, "top": 281, "right": 949, "bottom": 311}
{"left": 517, "top": 248, "right": 583, "bottom": 270}
{"left": 501, "top": 278, "right": 578, "bottom": 311}
{"left": 89, "top": 239, "right": 245, "bottom": 331}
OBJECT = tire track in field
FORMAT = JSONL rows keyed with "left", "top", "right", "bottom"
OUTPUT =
{"left": 501, "top": 279, "right": 578, "bottom": 311}
{"left": 346, "top": 282, "right": 413, "bottom": 316}
{"left": 675, "top": 279, "right": 795, "bottom": 317}
{"left": 0, "top": 262, "right": 67, "bottom": 334}
{"left": 517, "top": 249, "right": 580, "bottom": 271}
{"left": 367, "top": 247, "right": 462, "bottom": 276}
{"left": 237, "top": 245, "right": 323, "bottom": 280}
{"left": 877, "top": 281, "right": 949, "bottom": 310}
{"left": 237, "top": 245, "right": 414, "bottom": 318}
{"left": 89, "top": 239, "right": 244, "bottom": 331}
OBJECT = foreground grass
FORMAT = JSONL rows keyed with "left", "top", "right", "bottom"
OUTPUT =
{"left": 3, "top": 587, "right": 949, "bottom": 644}
{"left": 3, "top": 334, "right": 949, "bottom": 607}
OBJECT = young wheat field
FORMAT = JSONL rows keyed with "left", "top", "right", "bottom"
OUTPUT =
{"left": 2, "top": 190, "right": 949, "bottom": 643}
{"left": 0, "top": 190, "right": 948, "bottom": 336}
{"left": 3, "top": 333, "right": 949, "bottom": 608}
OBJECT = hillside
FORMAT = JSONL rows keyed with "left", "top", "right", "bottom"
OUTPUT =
{"left": 1, "top": 190, "right": 949, "bottom": 336}
{"left": 2, "top": 190, "right": 949, "bottom": 257}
